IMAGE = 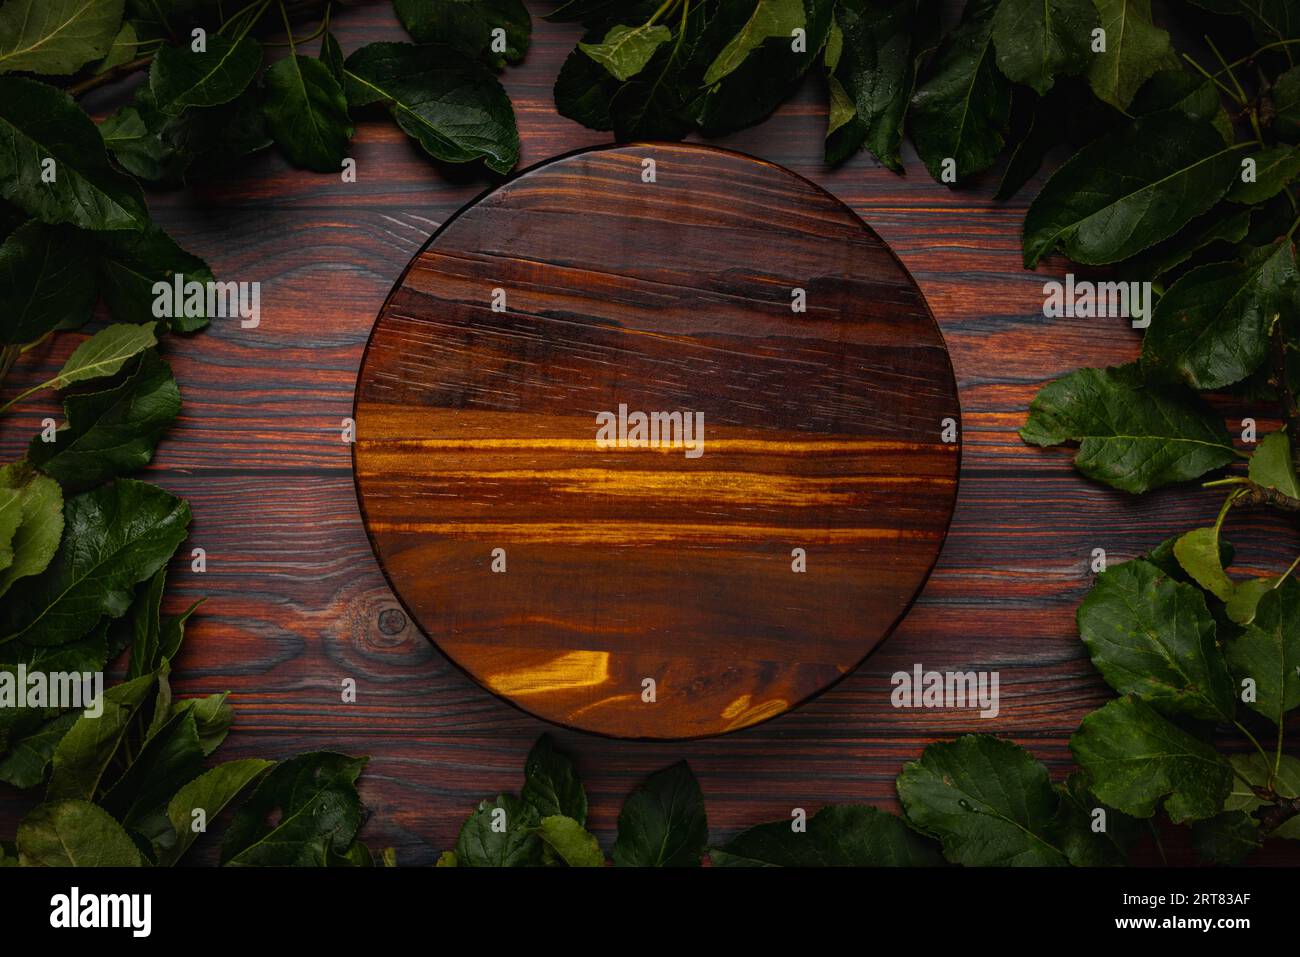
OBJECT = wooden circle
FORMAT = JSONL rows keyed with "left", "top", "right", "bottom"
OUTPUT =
{"left": 353, "top": 144, "right": 960, "bottom": 739}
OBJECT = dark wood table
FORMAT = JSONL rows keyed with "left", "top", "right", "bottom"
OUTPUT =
{"left": 3, "top": 1, "right": 1296, "bottom": 864}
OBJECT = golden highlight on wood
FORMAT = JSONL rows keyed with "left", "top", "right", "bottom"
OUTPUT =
{"left": 353, "top": 144, "right": 960, "bottom": 739}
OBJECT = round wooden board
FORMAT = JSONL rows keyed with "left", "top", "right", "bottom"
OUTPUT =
{"left": 353, "top": 144, "right": 960, "bottom": 739}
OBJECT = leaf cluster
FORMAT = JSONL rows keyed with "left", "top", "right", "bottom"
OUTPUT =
{"left": 1, "top": 0, "right": 383, "bottom": 869}
{"left": 439, "top": 733, "right": 1143, "bottom": 867}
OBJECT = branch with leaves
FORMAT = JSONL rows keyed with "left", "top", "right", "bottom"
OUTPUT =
{"left": 0, "top": 0, "right": 379, "bottom": 868}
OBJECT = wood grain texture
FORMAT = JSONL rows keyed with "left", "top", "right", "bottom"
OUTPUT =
{"left": 354, "top": 144, "right": 960, "bottom": 738}
{"left": 1, "top": 0, "right": 1297, "bottom": 863}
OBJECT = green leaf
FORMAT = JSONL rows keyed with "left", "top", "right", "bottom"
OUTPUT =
{"left": 167, "top": 690, "right": 229, "bottom": 755}
{"left": 116, "top": 563, "right": 164, "bottom": 678}
{"left": 1225, "top": 576, "right": 1281, "bottom": 626}
{"left": 990, "top": 0, "right": 1097, "bottom": 95}
{"left": 546, "top": 0, "right": 628, "bottom": 23}
{"left": 825, "top": 0, "right": 936, "bottom": 172}
{"left": 98, "top": 102, "right": 184, "bottom": 184}
{"left": 1141, "top": 242, "right": 1299, "bottom": 390}
{"left": 0, "top": 710, "right": 77, "bottom": 788}
{"left": 16, "top": 798, "right": 142, "bottom": 865}
{"left": 0, "top": 627, "right": 107, "bottom": 759}
{"left": 537, "top": 814, "right": 603, "bottom": 867}
{"left": 1249, "top": 431, "right": 1300, "bottom": 498}
{"left": 0, "top": 463, "right": 62, "bottom": 598}
{"left": 343, "top": 41, "right": 519, "bottom": 174}
{"left": 0, "top": 77, "right": 149, "bottom": 230}
{"left": 703, "top": 0, "right": 804, "bottom": 86}
{"left": 1087, "top": 0, "right": 1176, "bottom": 110}
{"left": 993, "top": 88, "right": 1061, "bottom": 200}
{"left": 125, "top": 0, "right": 205, "bottom": 34}
{"left": 327, "top": 840, "right": 373, "bottom": 867}
{"left": 0, "top": 619, "right": 107, "bottom": 682}
{"left": 1054, "top": 773, "right": 1141, "bottom": 866}
{"left": 45, "top": 670, "right": 154, "bottom": 801}
{"left": 1276, "top": 65, "right": 1300, "bottom": 143}
{"left": 607, "top": 1, "right": 710, "bottom": 141}
{"left": 1192, "top": 810, "right": 1260, "bottom": 864}
{"left": 1131, "top": 70, "right": 1233, "bottom": 143}
{"left": 1228, "top": 145, "right": 1300, "bottom": 204}
{"left": 896, "top": 734, "right": 1067, "bottom": 866}
{"left": 102, "top": 81, "right": 271, "bottom": 185}
{"left": 1124, "top": 205, "right": 1251, "bottom": 280}
{"left": 909, "top": 0, "right": 1011, "bottom": 183}
{"left": 521, "top": 733, "right": 587, "bottom": 823}
{"left": 0, "top": 478, "right": 190, "bottom": 647}
{"left": 0, "top": 0, "right": 125, "bottom": 76}
{"left": 1069, "top": 695, "right": 1232, "bottom": 822}
{"left": 1173, "top": 526, "right": 1236, "bottom": 603}
{"left": 55, "top": 322, "right": 159, "bottom": 392}
{"left": 579, "top": 22, "right": 671, "bottom": 82}
{"left": 100, "top": 708, "right": 204, "bottom": 832}
{"left": 1020, "top": 364, "right": 1237, "bottom": 493}
{"left": 691, "top": 0, "right": 834, "bottom": 135}
{"left": 612, "top": 761, "right": 707, "bottom": 867}
{"left": 1078, "top": 558, "right": 1235, "bottom": 720}
{"left": 96, "top": 225, "right": 214, "bottom": 333}
{"left": 1023, "top": 113, "right": 1241, "bottom": 267}
{"left": 553, "top": 40, "right": 618, "bottom": 130}
{"left": 453, "top": 793, "right": 543, "bottom": 866}
{"left": 29, "top": 350, "right": 180, "bottom": 490}
{"left": 95, "top": 18, "right": 136, "bottom": 73}
{"left": 263, "top": 54, "right": 353, "bottom": 173}
{"left": 149, "top": 35, "right": 262, "bottom": 114}
{"left": 221, "top": 752, "right": 368, "bottom": 866}
{"left": 393, "top": 0, "right": 531, "bottom": 69}
{"left": 710, "top": 804, "right": 944, "bottom": 866}
{"left": 1186, "top": 0, "right": 1299, "bottom": 47}
{"left": 1225, "top": 578, "right": 1300, "bottom": 726}
{"left": 1224, "top": 752, "right": 1300, "bottom": 840}
{"left": 0, "top": 480, "right": 21, "bottom": 573}
{"left": 0, "top": 221, "right": 96, "bottom": 344}
{"left": 159, "top": 758, "right": 273, "bottom": 865}
{"left": 826, "top": 73, "right": 854, "bottom": 136}
{"left": 320, "top": 28, "right": 344, "bottom": 81}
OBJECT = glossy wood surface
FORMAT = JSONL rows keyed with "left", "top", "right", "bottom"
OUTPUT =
{"left": 354, "top": 144, "right": 960, "bottom": 738}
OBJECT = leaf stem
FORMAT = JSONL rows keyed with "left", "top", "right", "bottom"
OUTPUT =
{"left": 65, "top": 54, "right": 155, "bottom": 97}
{"left": 1271, "top": 321, "right": 1300, "bottom": 476}
{"left": 265, "top": 10, "right": 330, "bottom": 47}
{"left": 1147, "top": 820, "right": 1167, "bottom": 865}
{"left": 646, "top": 0, "right": 680, "bottom": 27}
{"left": 1182, "top": 53, "right": 1243, "bottom": 104}
{"left": 228, "top": 0, "right": 274, "bottom": 42}
{"left": 1203, "top": 476, "right": 1250, "bottom": 488}
{"left": 1213, "top": 38, "right": 1300, "bottom": 75}
{"left": 1213, "top": 488, "right": 1240, "bottom": 534}
{"left": 0, "top": 376, "right": 59, "bottom": 415}
{"left": 0, "top": 344, "right": 20, "bottom": 390}
{"left": 1235, "top": 720, "right": 1271, "bottom": 768}
{"left": 278, "top": 0, "right": 296, "bottom": 54}
{"left": 1206, "top": 36, "right": 1248, "bottom": 106}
